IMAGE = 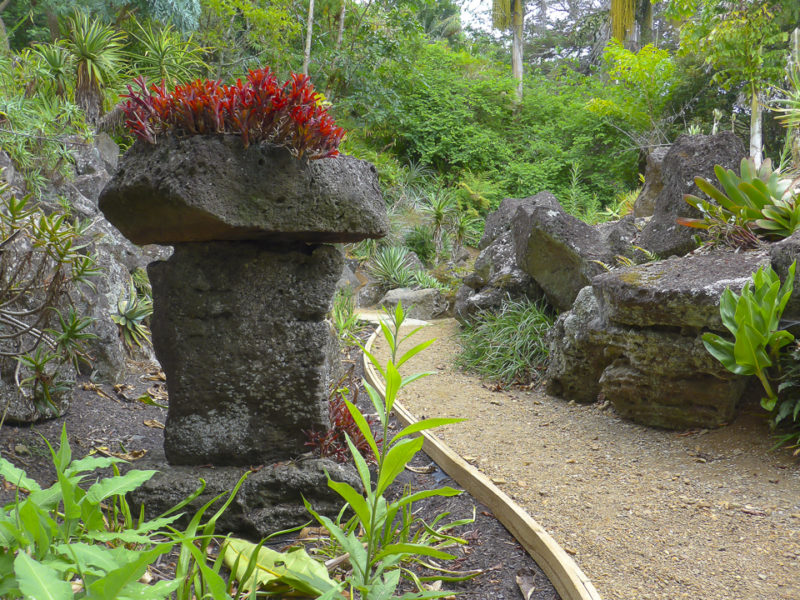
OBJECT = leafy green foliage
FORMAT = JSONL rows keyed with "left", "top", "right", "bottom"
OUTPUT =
{"left": 125, "top": 20, "right": 208, "bottom": 88}
{"left": 587, "top": 40, "right": 678, "bottom": 146}
{"left": 0, "top": 186, "right": 99, "bottom": 419}
{"left": 0, "top": 426, "right": 173, "bottom": 598}
{"left": 306, "top": 301, "right": 465, "bottom": 599}
{"left": 369, "top": 246, "right": 416, "bottom": 290}
{"left": 702, "top": 263, "right": 795, "bottom": 412}
{"left": 456, "top": 298, "right": 554, "bottom": 386}
{"left": 680, "top": 158, "right": 800, "bottom": 245}
{"left": 330, "top": 285, "right": 364, "bottom": 343}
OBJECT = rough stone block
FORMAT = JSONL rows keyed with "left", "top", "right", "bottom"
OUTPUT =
{"left": 149, "top": 242, "right": 343, "bottom": 465}
{"left": 592, "top": 250, "right": 770, "bottom": 331}
{"left": 99, "top": 135, "right": 387, "bottom": 245}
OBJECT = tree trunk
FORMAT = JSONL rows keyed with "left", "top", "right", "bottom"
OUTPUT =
{"left": 637, "top": 0, "right": 653, "bottom": 47}
{"left": 750, "top": 84, "right": 763, "bottom": 168}
{"left": 335, "top": 0, "right": 346, "bottom": 51}
{"left": 511, "top": 0, "right": 524, "bottom": 101}
{"left": 302, "top": 0, "right": 315, "bottom": 75}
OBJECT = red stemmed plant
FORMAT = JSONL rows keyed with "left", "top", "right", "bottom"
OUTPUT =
{"left": 119, "top": 67, "right": 345, "bottom": 159}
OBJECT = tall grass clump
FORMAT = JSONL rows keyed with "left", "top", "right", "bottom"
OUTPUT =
{"left": 456, "top": 298, "right": 554, "bottom": 385}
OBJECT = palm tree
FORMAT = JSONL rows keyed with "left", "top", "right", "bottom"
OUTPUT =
{"left": 65, "top": 11, "right": 125, "bottom": 125}
{"left": 422, "top": 189, "right": 457, "bottom": 263}
{"left": 492, "top": 0, "right": 524, "bottom": 101}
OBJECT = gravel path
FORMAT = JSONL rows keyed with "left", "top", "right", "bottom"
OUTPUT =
{"left": 371, "top": 318, "right": 800, "bottom": 600}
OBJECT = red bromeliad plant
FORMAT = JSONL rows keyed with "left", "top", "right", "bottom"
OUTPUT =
{"left": 119, "top": 67, "right": 345, "bottom": 159}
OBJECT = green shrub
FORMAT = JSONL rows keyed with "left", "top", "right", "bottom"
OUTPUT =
{"left": 456, "top": 298, "right": 554, "bottom": 385}
{"left": 0, "top": 186, "right": 99, "bottom": 420}
{"left": 404, "top": 224, "right": 436, "bottom": 265}
{"left": 0, "top": 425, "right": 250, "bottom": 599}
{"left": 331, "top": 286, "right": 365, "bottom": 343}
{"left": 368, "top": 246, "right": 416, "bottom": 289}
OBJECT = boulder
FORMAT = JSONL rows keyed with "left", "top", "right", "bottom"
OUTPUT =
{"left": 479, "top": 197, "right": 532, "bottom": 250}
{"left": 632, "top": 146, "right": 669, "bottom": 217}
{"left": 454, "top": 230, "right": 542, "bottom": 321}
{"left": 547, "top": 249, "right": 760, "bottom": 429}
{"left": 545, "top": 287, "right": 608, "bottom": 403}
{"left": 0, "top": 357, "right": 75, "bottom": 424}
{"left": 99, "top": 136, "right": 388, "bottom": 245}
{"left": 513, "top": 192, "right": 614, "bottom": 311}
{"left": 638, "top": 133, "right": 747, "bottom": 257}
{"left": 129, "top": 457, "right": 360, "bottom": 537}
{"left": 378, "top": 288, "right": 447, "bottom": 320}
{"left": 593, "top": 250, "right": 770, "bottom": 331}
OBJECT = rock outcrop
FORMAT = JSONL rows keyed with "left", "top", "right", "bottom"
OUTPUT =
{"left": 547, "top": 250, "right": 769, "bottom": 429}
{"left": 378, "top": 287, "right": 447, "bottom": 320}
{"left": 637, "top": 133, "right": 747, "bottom": 257}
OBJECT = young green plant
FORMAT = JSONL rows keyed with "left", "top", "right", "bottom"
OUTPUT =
{"left": 702, "top": 262, "right": 796, "bottom": 412}
{"left": 305, "top": 302, "right": 465, "bottom": 599}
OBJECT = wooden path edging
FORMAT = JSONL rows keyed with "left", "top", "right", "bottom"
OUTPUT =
{"left": 362, "top": 327, "right": 602, "bottom": 600}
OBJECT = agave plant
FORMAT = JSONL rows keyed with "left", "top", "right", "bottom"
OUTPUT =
{"left": 65, "top": 10, "right": 126, "bottom": 123}
{"left": 112, "top": 281, "right": 153, "bottom": 349}
{"left": 32, "top": 42, "right": 73, "bottom": 98}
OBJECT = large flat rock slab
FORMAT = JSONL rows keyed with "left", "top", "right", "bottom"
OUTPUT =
{"left": 592, "top": 250, "right": 770, "bottom": 331}
{"left": 99, "top": 135, "right": 388, "bottom": 245}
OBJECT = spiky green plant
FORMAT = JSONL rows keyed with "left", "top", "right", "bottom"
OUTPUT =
{"left": 65, "top": 10, "right": 126, "bottom": 123}
{"left": 368, "top": 246, "right": 416, "bottom": 290}
{"left": 456, "top": 298, "right": 554, "bottom": 385}
{"left": 126, "top": 21, "right": 208, "bottom": 88}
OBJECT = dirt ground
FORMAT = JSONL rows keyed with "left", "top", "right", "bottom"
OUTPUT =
{"left": 0, "top": 347, "right": 559, "bottom": 600}
{"left": 371, "top": 318, "right": 800, "bottom": 600}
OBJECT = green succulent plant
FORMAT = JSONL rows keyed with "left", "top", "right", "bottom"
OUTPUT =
{"left": 680, "top": 157, "right": 799, "bottom": 242}
{"left": 112, "top": 281, "right": 153, "bottom": 349}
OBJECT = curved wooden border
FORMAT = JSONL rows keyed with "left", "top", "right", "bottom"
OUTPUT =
{"left": 363, "top": 328, "right": 602, "bottom": 600}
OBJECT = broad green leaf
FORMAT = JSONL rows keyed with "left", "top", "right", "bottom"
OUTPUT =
{"left": 400, "top": 371, "right": 434, "bottom": 388}
{"left": 117, "top": 578, "right": 180, "bottom": 599}
{"left": 702, "top": 333, "right": 748, "bottom": 374}
{"left": 54, "top": 542, "right": 120, "bottom": 573}
{"left": 344, "top": 398, "right": 380, "bottom": 461}
{"left": 327, "top": 479, "right": 371, "bottom": 534}
{"left": 54, "top": 426, "right": 72, "bottom": 474}
{"left": 363, "top": 380, "right": 387, "bottom": 425}
{"left": 85, "top": 543, "right": 173, "bottom": 600}
{"left": 377, "top": 437, "right": 424, "bottom": 497}
{"left": 14, "top": 552, "right": 73, "bottom": 600}
{"left": 18, "top": 501, "right": 53, "bottom": 559}
{"left": 391, "top": 418, "right": 465, "bottom": 444}
{"left": 0, "top": 459, "right": 41, "bottom": 493}
{"left": 304, "top": 500, "right": 368, "bottom": 580}
{"left": 384, "top": 360, "right": 402, "bottom": 414}
{"left": 761, "top": 396, "right": 778, "bottom": 411}
{"left": 374, "top": 542, "right": 454, "bottom": 562}
{"left": 396, "top": 338, "right": 436, "bottom": 369}
{"left": 85, "top": 470, "right": 157, "bottom": 504}
{"left": 222, "top": 537, "right": 337, "bottom": 596}
{"left": 344, "top": 432, "right": 373, "bottom": 492}
{"left": 694, "top": 177, "right": 733, "bottom": 208}
{"left": 65, "top": 455, "right": 126, "bottom": 477}
{"left": 738, "top": 181, "right": 770, "bottom": 209}
{"left": 733, "top": 322, "right": 771, "bottom": 371}
{"left": 718, "top": 289, "right": 738, "bottom": 333}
